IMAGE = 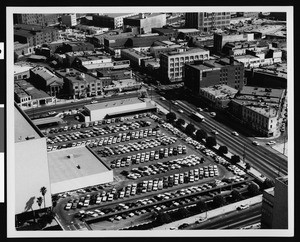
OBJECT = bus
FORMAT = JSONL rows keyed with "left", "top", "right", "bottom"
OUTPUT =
{"left": 191, "top": 112, "right": 205, "bottom": 122}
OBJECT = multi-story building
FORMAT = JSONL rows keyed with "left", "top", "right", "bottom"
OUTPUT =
{"left": 61, "top": 13, "right": 77, "bottom": 27}
{"left": 199, "top": 85, "right": 239, "bottom": 109}
{"left": 14, "top": 24, "right": 59, "bottom": 52}
{"left": 261, "top": 176, "right": 288, "bottom": 229}
{"left": 55, "top": 68, "right": 112, "bottom": 98}
{"left": 97, "top": 68, "right": 132, "bottom": 80}
{"left": 160, "top": 47, "right": 210, "bottom": 83}
{"left": 123, "top": 13, "right": 167, "bottom": 34}
{"left": 176, "top": 28, "right": 202, "bottom": 40}
{"left": 229, "top": 86, "right": 285, "bottom": 137}
{"left": 185, "top": 12, "right": 231, "bottom": 32}
{"left": 213, "top": 32, "right": 255, "bottom": 54}
{"left": 184, "top": 57, "right": 245, "bottom": 93}
{"left": 75, "top": 25, "right": 109, "bottom": 35}
{"left": 14, "top": 103, "right": 53, "bottom": 226}
{"left": 93, "top": 13, "right": 136, "bottom": 29}
{"left": 14, "top": 64, "right": 33, "bottom": 80}
{"left": 13, "top": 14, "right": 59, "bottom": 26}
{"left": 30, "top": 66, "right": 64, "bottom": 97}
{"left": 152, "top": 27, "right": 178, "bottom": 39}
{"left": 121, "top": 48, "right": 152, "bottom": 68}
{"left": 14, "top": 41, "right": 30, "bottom": 57}
{"left": 14, "top": 79, "right": 55, "bottom": 108}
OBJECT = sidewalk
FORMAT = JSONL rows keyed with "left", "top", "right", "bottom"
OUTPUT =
{"left": 151, "top": 195, "right": 263, "bottom": 230}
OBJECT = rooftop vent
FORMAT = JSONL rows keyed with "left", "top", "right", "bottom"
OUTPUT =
{"left": 67, "top": 154, "right": 74, "bottom": 159}
{"left": 25, "top": 135, "right": 35, "bottom": 140}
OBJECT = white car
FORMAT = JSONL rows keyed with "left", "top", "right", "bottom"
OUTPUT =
{"left": 211, "top": 130, "right": 219, "bottom": 135}
{"left": 91, "top": 100, "right": 98, "bottom": 104}
{"left": 178, "top": 109, "right": 184, "bottom": 113}
{"left": 237, "top": 204, "right": 249, "bottom": 210}
{"left": 160, "top": 97, "right": 166, "bottom": 101}
{"left": 266, "top": 141, "right": 276, "bottom": 145}
{"left": 210, "top": 112, "right": 216, "bottom": 117}
{"left": 172, "top": 100, "right": 178, "bottom": 105}
{"left": 232, "top": 131, "right": 239, "bottom": 136}
{"left": 252, "top": 141, "right": 259, "bottom": 146}
{"left": 48, "top": 111, "right": 57, "bottom": 115}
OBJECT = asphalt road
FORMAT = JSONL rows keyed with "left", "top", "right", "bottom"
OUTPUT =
{"left": 153, "top": 94, "right": 287, "bottom": 180}
{"left": 185, "top": 203, "right": 261, "bottom": 230}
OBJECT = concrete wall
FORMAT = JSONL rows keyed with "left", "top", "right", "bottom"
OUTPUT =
{"left": 51, "top": 170, "right": 113, "bottom": 194}
{"left": 15, "top": 138, "right": 52, "bottom": 214}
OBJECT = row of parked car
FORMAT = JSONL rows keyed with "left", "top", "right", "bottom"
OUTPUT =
{"left": 97, "top": 134, "right": 177, "bottom": 157}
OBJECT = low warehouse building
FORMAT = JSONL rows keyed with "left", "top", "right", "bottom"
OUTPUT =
{"left": 83, "top": 97, "right": 157, "bottom": 122}
{"left": 47, "top": 146, "right": 113, "bottom": 194}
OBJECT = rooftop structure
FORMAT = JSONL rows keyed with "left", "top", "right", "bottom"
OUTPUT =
{"left": 201, "top": 84, "right": 238, "bottom": 98}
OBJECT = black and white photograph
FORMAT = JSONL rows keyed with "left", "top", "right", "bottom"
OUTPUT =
{"left": 5, "top": 5, "right": 294, "bottom": 238}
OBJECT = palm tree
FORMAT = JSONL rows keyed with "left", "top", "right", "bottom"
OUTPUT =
{"left": 36, "top": 197, "right": 43, "bottom": 210}
{"left": 40, "top": 187, "right": 47, "bottom": 208}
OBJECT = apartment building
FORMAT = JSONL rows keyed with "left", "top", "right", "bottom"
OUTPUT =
{"left": 230, "top": 86, "right": 285, "bottom": 137}
{"left": 61, "top": 13, "right": 77, "bottom": 27}
{"left": 13, "top": 14, "right": 59, "bottom": 26}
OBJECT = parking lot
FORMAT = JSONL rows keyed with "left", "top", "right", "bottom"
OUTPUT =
{"left": 48, "top": 112, "right": 252, "bottom": 230}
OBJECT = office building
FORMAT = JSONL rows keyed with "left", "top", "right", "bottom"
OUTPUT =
{"left": 160, "top": 47, "right": 210, "bottom": 83}
{"left": 61, "top": 13, "right": 77, "bottom": 27}
{"left": 185, "top": 12, "right": 231, "bottom": 32}
{"left": 230, "top": 86, "right": 285, "bottom": 137}
{"left": 261, "top": 176, "right": 288, "bottom": 229}
{"left": 93, "top": 13, "right": 136, "bottom": 29}
{"left": 121, "top": 48, "right": 152, "bottom": 67}
{"left": 123, "top": 13, "right": 167, "bottom": 34}
{"left": 14, "top": 64, "right": 33, "bottom": 81}
{"left": 15, "top": 103, "right": 53, "bottom": 221}
{"left": 184, "top": 57, "right": 245, "bottom": 93}
{"left": 30, "top": 66, "right": 64, "bottom": 97}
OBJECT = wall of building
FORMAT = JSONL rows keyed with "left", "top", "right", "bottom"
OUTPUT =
{"left": 15, "top": 138, "right": 52, "bottom": 214}
{"left": 272, "top": 179, "right": 288, "bottom": 229}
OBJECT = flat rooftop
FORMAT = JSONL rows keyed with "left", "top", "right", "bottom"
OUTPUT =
{"left": 164, "top": 48, "right": 209, "bottom": 56}
{"left": 85, "top": 97, "right": 143, "bottom": 111}
{"left": 15, "top": 104, "right": 42, "bottom": 143}
{"left": 102, "top": 13, "right": 134, "bottom": 18}
{"left": 47, "top": 146, "right": 109, "bottom": 184}
{"left": 177, "top": 28, "right": 200, "bottom": 33}
{"left": 201, "top": 85, "right": 238, "bottom": 97}
{"left": 14, "top": 64, "right": 33, "bottom": 75}
{"left": 125, "top": 13, "right": 164, "bottom": 20}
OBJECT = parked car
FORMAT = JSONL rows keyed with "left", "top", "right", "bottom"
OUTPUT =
{"left": 231, "top": 131, "right": 239, "bottom": 136}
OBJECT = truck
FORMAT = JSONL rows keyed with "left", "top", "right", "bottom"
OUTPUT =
{"left": 191, "top": 111, "right": 205, "bottom": 122}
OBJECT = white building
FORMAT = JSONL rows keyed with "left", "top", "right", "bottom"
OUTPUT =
{"left": 160, "top": 47, "right": 210, "bottom": 83}
{"left": 15, "top": 104, "right": 52, "bottom": 215}
{"left": 61, "top": 13, "right": 77, "bottom": 27}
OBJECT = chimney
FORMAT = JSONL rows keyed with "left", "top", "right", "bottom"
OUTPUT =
{"left": 139, "top": 13, "right": 145, "bottom": 19}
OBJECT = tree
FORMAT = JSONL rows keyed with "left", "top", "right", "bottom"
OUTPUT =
{"left": 231, "top": 155, "right": 241, "bottom": 165}
{"left": 156, "top": 211, "right": 172, "bottom": 225}
{"left": 175, "top": 118, "right": 185, "bottom": 128}
{"left": 218, "top": 145, "right": 228, "bottom": 155}
{"left": 212, "top": 195, "right": 225, "bottom": 208}
{"left": 185, "top": 123, "right": 196, "bottom": 136}
{"left": 196, "top": 129, "right": 207, "bottom": 141}
{"left": 36, "top": 197, "right": 43, "bottom": 210}
{"left": 166, "top": 112, "right": 177, "bottom": 123}
{"left": 40, "top": 187, "right": 47, "bottom": 209}
{"left": 177, "top": 207, "right": 190, "bottom": 219}
{"left": 206, "top": 136, "right": 217, "bottom": 148}
{"left": 247, "top": 183, "right": 260, "bottom": 196}
{"left": 245, "top": 162, "right": 251, "bottom": 170}
{"left": 196, "top": 200, "right": 207, "bottom": 212}
{"left": 231, "top": 189, "right": 243, "bottom": 202}
{"left": 261, "top": 178, "right": 275, "bottom": 190}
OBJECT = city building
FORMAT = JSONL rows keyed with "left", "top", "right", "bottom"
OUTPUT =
{"left": 245, "top": 63, "right": 287, "bottom": 89}
{"left": 82, "top": 97, "right": 157, "bottom": 122}
{"left": 198, "top": 84, "right": 239, "bottom": 109}
{"left": 14, "top": 41, "right": 30, "bottom": 57}
{"left": 176, "top": 28, "right": 202, "bottom": 40}
{"left": 261, "top": 176, "right": 288, "bottom": 229}
{"left": 61, "top": 42, "right": 95, "bottom": 53}
{"left": 13, "top": 14, "right": 59, "bottom": 26}
{"left": 160, "top": 47, "right": 210, "bottom": 83}
{"left": 15, "top": 103, "right": 52, "bottom": 223}
{"left": 75, "top": 24, "right": 109, "bottom": 35}
{"left": 55, "top": 68, "right": 111, "bottom": 98}
{"left": 97, "top": 68, "right": 132, "bottom": 80}
{"left": 150, "top": 41, "right": 182, "bottom": 58}
{"left": 93, "top": 13, "right": 136, "bottom": 29}
{"left": 75, "top": 55, "right": 114, "bottom": 71}
{"left": 229, "top": 86, "right": 285, "bottom": 137}
{"left": 102, "top": 79, "right": 142, "bottom": 95}
{"left": 61, "top": 13, "right": 77, "bottom": 27}
{"left": 152, "top": 27, "right": 178, "bottom": 39}
{"left": 236, "top": 12, "right": 259, "bottom": 18}
{"left": 121, "top": 48, "right": 152, "bottom": 68}
{"left": 184, "top": 57, "right": 245, "bottom": 93}
{"left": 213, "top": 32, "right": 255, "bottom": 54}
{"left": 14, "top": 24, "right": 60, "bottom": 52}
{"left": 64, "top": 50, "right": 104, "bottom": 66}
{"left": 88, "top": 29, "right": 129, "bottom": 47}
{"left": 47, "top": 146, "right": 113, "bottom": 194}
{"left": 14, "top": 64, "right": 33, "bottom": 80}
{"left": 123, "top": 13, "right": 167, "bottom": 34}
{"left": 185, "top": 12, "right": 231, "bottom": 32}
{"left": 30, "top": 66, "right": 64, "bottom": 97}
{"left": 14, "top": 79, "right": 55, "bottom": 108}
